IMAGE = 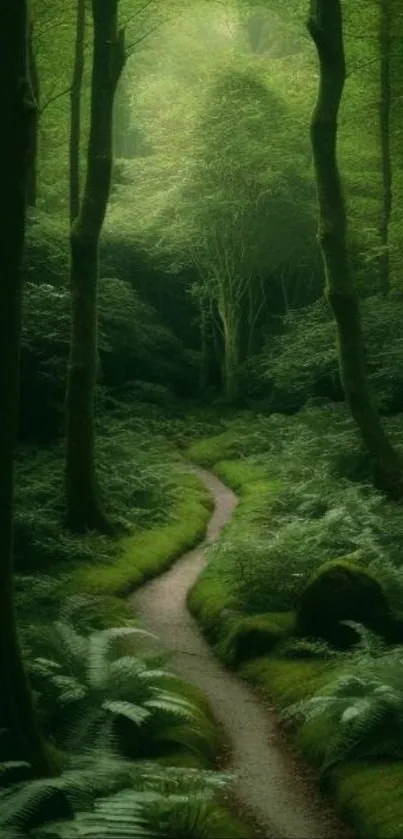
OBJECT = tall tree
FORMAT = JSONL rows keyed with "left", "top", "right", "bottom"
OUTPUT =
{"left": 70, "top": 0, "right": 86, "bottom": 224}
{"left": 27, "top": 20, "right": 40, "bottom": 207}
{"left": 65, "top": 0, "right": 126, "bottom": 532}
{"left": 378, "top": 0, "right": 392, "bottom": 295}
{"left": 307, "top": 0, "right": 403, "bottom": 498}
{"left": 0, "top": 0, "right": 53, "bottom": 773}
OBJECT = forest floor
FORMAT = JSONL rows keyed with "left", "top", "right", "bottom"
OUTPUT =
{"left": 130, "top": 465, "right": 353, "bottom": 839}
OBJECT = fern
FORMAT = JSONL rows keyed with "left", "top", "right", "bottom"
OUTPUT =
{"left": 32, "top": 766, "right": 234, "bottom": 839}
{"left": 26, "top": 621, "right": 215, "bottom": 760}
{"left": 0, "top": 753, "right": 234, "bottom": 839}
{"left": 282, "top": 628, "right": 403, "bottom": 773}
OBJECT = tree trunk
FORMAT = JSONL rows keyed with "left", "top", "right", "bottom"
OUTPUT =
{"left": 199, "top": 299, "right": 210, "bottom": 392}
{"left": 65, "top": 0, "right": 126, "bottom": 532}
{"left": 0, "top": 1, "right": 53, "bottom": 774}
{"left": 219, "top": 301, "right": 241, "bottom": 403}
{"left": 378, "top": 0, "right": 392, "bottom": 295}
{"left": 307, "top": 0, "right": 403, "bottom": 499}
{"left": 27, "top": 22, "right": 39, "bottom": 208}
{"left": 114, "top": 73, "right": 131, "bottom": 158}
{"left": 70, "top": 0, "right": 86, "bottom": 225}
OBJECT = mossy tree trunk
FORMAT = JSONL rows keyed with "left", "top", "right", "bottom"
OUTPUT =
{"left": 114, "top": 72, "right": 132, "bottom": 158}
{"left": 307, "top": 0, "right": 403, "bottom": 499}
{"left": 378, "top": 0, "right": 392, "bottom": 295}
{"left": 69, "top": 0, "right": 86, "bottom": 225}
{"left": 0, "top": 0, "right": 53, "bottom": 774}
{"left": 27, "top": 21, "right": 39, "bottom": 208}
{"left": 65, "top": 0, "right": 126, "bottom": 532}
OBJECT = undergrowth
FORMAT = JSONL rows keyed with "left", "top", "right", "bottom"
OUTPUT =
{"left": 14, "top": 407, "right": 213, "bottom": 647}
{"left": 187, "top": 406, "right": 403, "bottom": 839}
{"left": 188, "top": 406, "right": 403, "bottom": 616}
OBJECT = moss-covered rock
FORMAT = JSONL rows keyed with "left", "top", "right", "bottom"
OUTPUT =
{"left": 296, "top": 560, "right": 391, "bottom": 649}
{"left": 217, "top": 612, "right": 295, "bottom": 666}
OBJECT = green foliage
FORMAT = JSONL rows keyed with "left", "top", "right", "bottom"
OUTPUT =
{"left": 188, "top": 409, "right": 403, "bottom": 620}
{"left": 13, "top": 417, "right": 180, "bottom": 574}
{"left": 25, "top": 621, "right": 217, "bottom": 764}
{"left": 34, "top": 777, "right": 247, "bottom": 839}
{"left": 0, "top": 752, "right": 243, "bottom": 839}
{"left": 75, "top": 470, "right": 212, "bottom": 596}
{"left": 23, "top": 213, "right": 69, "bottom": 288}
{"left": 296, "top": 560, "right": 392, "bottom": 649}
{"left": 14, "top": 423, "right": 211, "bottom": 673}
{"left": 98, "top": 277, "right": 195, "bottom": 394}
{"left": 239, "top": 652, "right": 403, "bottom": 839}
{"left": 264, "top": 291, "right": 403, "bottom": 415}
{"left": 19, "top": 261, "right": 196, "bottom": 441}
{"left": 217, "top": 612, "right": 295, "bottom": 666}
{"left": 282, "top": 629, "right": 403, "bottom": 774}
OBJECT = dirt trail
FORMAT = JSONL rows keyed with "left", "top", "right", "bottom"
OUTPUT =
{"left": 130, "top": 466, "right": 352, "bottom": 839}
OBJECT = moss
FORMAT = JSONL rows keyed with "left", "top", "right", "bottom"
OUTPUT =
{"left": 185, "top": 431, "right": 403, "bottom": 838}
{"left": 186, "top": 432, "right": 245, "bottom": 468}
{"left": 240, "top": 656, "right": 332, "bottom": 707}
{"left": 335, "top": 761, "right": 403, "bottom": 839}
{"left": 296, "top": 558, "right": 391, "bottom": 648}
{"left": 237, "top": 632, "right": 403, "bottom": 839}
{"left": 74, "top": 472, "right": 213, "bottom": 597}
{"left": 217, "top": 612, "right": 295, "bottom": 667}
{"left": 188, "top": 574, "right": 239, "bottom": 642}
{"left": 213, "top": 460, "right": 270, "bottom": 491}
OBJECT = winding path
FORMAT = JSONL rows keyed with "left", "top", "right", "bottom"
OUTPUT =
{"left": 130, "top": 466, "right": 353, "bottom": 839}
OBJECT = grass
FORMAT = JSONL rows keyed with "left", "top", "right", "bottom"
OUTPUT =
{"left": 186, "top": 420, "right": 403, "bottom": 839}
{"left": 73, "top": 471, "right": 212, "bottom": 596}
{"left": 186, "top": 431, "right": 247, "bottom": 468}
{"left": 335, "top": 761, "right": 403, "bottom": 839}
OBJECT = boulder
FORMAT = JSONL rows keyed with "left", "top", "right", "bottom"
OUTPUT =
{"left": 296, "top": 559, "right": 391, "bottom": 649}
{"left": 218, "top": 611, "right": 295, "bottom": 666}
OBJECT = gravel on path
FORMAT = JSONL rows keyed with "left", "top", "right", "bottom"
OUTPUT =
{"left": 130, "top": 466, "right": 353, "bottom": 839}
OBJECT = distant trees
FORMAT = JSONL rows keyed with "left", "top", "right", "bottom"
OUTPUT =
{"left": 307, "top": 0, "right": 403, "bottom": 499}
{"left": 65, "top": 0, "right": 126, "bottom": 532}
{"left": 0, "top": 0, "right": 53, "bottom": 772}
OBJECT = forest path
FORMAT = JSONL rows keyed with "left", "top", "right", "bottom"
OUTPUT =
{"left": 129, "top": 466, "right": 352, "bottom": 839}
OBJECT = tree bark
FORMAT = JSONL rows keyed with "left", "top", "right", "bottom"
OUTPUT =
{"left": 27, "top": 22, "right": 39, "bottom": 207}
{"left": 70, "top": 0, "right": 86, "bottom": 225}
{"left": 0, "top": 1, "right": 53, "bottom": 774}
{"left": 378, "top": 0, "right": 392, "bottom": 295}
{"left": 113, "top": 73, "right": 131, "bottom": 158}
{"left": 65, "top": 0, "right": 126, "bottom": 532}
{"left": 307, "top": 0, "right": 403, "bottom": 499}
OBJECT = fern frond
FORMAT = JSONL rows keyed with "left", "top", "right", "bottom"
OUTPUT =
{"left": 102, "top": 700, "right": 151, "bottom": 726}
{"left": 31, "top": 766, "right": 234, "bottom": 839}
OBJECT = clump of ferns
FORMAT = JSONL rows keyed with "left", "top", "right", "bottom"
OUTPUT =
{"left": 281, "top": 622, "right": 403, "bottom": 783}
{"left": 25, "top": 621, "right": 216, "bottom": 763}
{"left": 0, "top": 751, "right": 235, "bottom": 839}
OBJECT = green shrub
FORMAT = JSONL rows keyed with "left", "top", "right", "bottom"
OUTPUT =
{"left": 23, "top": 211, "right": 69, "bottom": 288}
{"left": 263, "top": 291, "right": 403, "bottom": 415}
{"left": 217, "top": 612, "right": 295, "bottom": 666}
{"left": 187, "top": 575, "right": 239, "bottom": 643}
{"left": 19, "top": 263, "right": 199, "bottom": 442}
{"left": 76, "top": 470, "right": 212, "bottom": 597}
{"left": 0, "top": 752, "right": 247, "bottom": 839}
{"left": 296, "top": 560, "right": 391, "bottom": 648}
{"left": 26, "top": 621, "right": 217, "bottom": 763}
{"left": 282, "top": 630, "right": 403, "bottom": 774}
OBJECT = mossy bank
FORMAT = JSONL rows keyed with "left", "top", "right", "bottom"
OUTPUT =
{"left": 187, "top": 415, "right": 403, "bottom": 839}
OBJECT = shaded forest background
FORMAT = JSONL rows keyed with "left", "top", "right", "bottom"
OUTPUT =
{"left": 5, "top": 1, "right": 403, "bottom": 836}
{"left": 27, "top": 0, "right": 403, "bottom": 437}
